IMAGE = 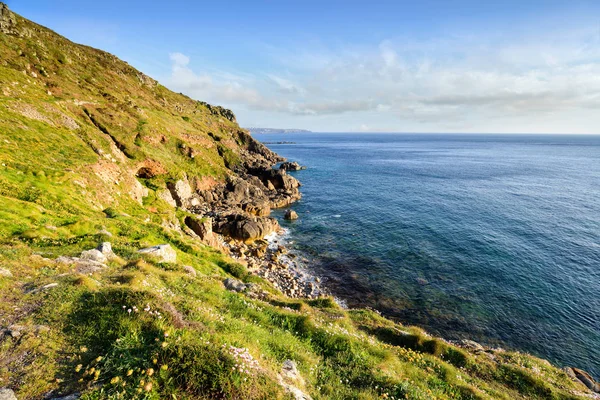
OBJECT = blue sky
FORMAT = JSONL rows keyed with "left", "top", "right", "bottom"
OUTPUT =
{"left": 10, "top": 0, "right": 600, "bottom": 133}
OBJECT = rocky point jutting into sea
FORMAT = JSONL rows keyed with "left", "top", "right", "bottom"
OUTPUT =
{"left": 159, "top": 131, "right": 322, "bottom": 299}
{"left": 1, "top": 3, "right": 600, "bottom": 398}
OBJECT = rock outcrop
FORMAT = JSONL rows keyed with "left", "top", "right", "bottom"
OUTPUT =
{"left": 566, "top": 367, "right": 600, "bottom": 393}
{"left": 280, "top": 161, "right": 306, "bottom": 171}
{"left": 0, "top": 388, "right": 17, "bottom": 400}
{"left": 0, "top": 3, "right": 17, "bottom": 35}
{"left": 284, "top": 210, "right": 299, "bottom": 220}
{"left": 137, "top": 244, "right": 177, "bottom": 263}
{"left": 213, "top": 213, "right": 279, "bottom": 243}
{"left": 159, "top": 138, "right": 303, "bottom": 244}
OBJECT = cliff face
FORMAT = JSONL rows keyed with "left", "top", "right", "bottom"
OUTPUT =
{"left": 0, "top": 4, "right": 598, "bottom": 400}
{"left": 0, "top": 0, "right": 302, "bottom": 243}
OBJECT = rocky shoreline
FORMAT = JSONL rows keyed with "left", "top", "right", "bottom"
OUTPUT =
{"left": 160, "top": 131, "right": 323, "bottom": 299}
{"left": 140, "top": 133, "right": 600, "bottom": 393}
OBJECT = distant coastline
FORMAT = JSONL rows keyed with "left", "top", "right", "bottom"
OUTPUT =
{"left": 247, "top": 127, "right": 312, "bottom": 134}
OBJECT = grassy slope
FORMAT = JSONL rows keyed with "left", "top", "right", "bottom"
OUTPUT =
{"left": 0, "top": 6, "right": 595, "bottom": 400}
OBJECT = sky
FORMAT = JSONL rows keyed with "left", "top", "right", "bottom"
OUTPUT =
{"left": 9, "top": 0, "right": 600, "bottom": 133}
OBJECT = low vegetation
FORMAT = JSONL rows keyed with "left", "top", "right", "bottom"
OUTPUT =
{"left": 0, "top": 4, "right": 596, "bottom": 399}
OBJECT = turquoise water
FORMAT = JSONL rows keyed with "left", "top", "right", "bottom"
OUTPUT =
{"left": 255, "top": 133, "right": 600, "bottom": 378}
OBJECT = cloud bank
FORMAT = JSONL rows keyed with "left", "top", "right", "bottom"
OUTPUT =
{"left": 166, "top": 26, "right": 600, "bottom": 133}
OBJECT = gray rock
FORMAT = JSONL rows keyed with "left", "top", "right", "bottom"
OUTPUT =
{"left": 98, "top": 228, "right": 113, "bottom": 237}
{"left": 214, "top": 213, "right": 279, "bottom": 243}
{"left": 0, "top": 388, "right": 17, "bottom": 400}
{"left": 570, "top": 367, "right": 600, "bottom": 393}
{"left": 0, "top": 268, "right": 12, "bottom": 278}
{"left": 282, "top": 360, "right": 301, "bottom": 381}
{"left": 167, "top": 179, "right": 193, "bottom": 207}
{"left": 96, "top": 242, "right": 113, "bottom": 257}
{"left": 278, "top": 361, "right": 312, "bottom": 400}
{"left": 6, "top": 325, "right": 23, "bottom": 338}
{"left": 458, "top": 339, "right": 485, "bottom": 353}
{"left": 183, "top": 265, "right": 197, "bottom": 278}
{"left": 284, "top": 210, "right": 299, "bottom": 220}
{"left": 0, "top": 3, "right": 17, "bottom": 35}
{"left": 279, "top": 161, "right": 306, "bottom": 171}
{"left": 55, "top": 256, "right": 79, "bottom": 265}
{"left": 224, "top": 278, "right": 247, "bottom": 292}
{"left": 80, "top": 249, "right": 107, "bottom": 263}
{"left": 157, "top": 189, "right": 177, "bottom": 207}
{"left": 138, "top": 244, "right": 177, "bottom": 263}
{"left": 75, "top": 260, "right": 106, "bottom": 275}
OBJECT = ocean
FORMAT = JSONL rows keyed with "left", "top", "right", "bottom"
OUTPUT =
{"left": 255, "top": 133, "right": 600, "bottom": 378}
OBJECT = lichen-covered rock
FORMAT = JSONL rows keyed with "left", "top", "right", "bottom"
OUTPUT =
{"left": 167, "top": 179, "right": 193, "bottom": 207}
{"left": 223, "top": 278, "right": 247, "bottom": 292}
{"left": 138, "top": 244, "right": 177, "bottom": 263}
{"left": 0, "top": 3, "right": 17, "bottom": 35}
{"left": 183, "top": 265, "right": 197, "bottom": 277}
{"left": 458, "top": 339, "right": 485, "bottom": 353}
{"left": 80, "top": 249, "right": 107, "bottom": 263}
{"left": 96, "top": 242, "right": 114, "bottom": 258}
{"left": 0, "top": 268, "right": 12, "bottom": 278}
{"left": 0, "top": 387, "right": 17, "bottom": 400}
{"left": 157, "top": 188, "right": 177, "bottom": 207}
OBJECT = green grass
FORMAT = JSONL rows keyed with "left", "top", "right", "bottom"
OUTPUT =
{"left": 0, "top": 5, "right": 595, "bottom": 400}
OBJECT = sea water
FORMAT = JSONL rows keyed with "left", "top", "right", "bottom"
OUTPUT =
{"left": 255, "top": 133, "right": 600, "bottom": 378}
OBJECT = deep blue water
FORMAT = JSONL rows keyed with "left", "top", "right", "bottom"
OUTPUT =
{"left": 255, "top": 133, "right": 600, "bottom": 378}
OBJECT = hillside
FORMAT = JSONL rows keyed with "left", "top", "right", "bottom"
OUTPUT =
{"left": 0, "top": 3, "right": 599, "bottom": 400}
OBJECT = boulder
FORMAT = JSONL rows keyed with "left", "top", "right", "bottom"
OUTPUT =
{"left": 157, "top": 188, "right": 177, "bottom": 207}
{"left": 242, "top": 201, "right": 271, "bottom": 216}
{"left": 0, "top": 388, "right": 17, "bottom": 400}
{"left": 185, "top": 216, "right": 212, "bottom": 240}
{"left": 214, "top": 214, "right": 279, "bottom": 243}
{"left": 138, "top": 244, "right": 177, "bottom": 263}
{"left": 80, "top": 249, "right": 107, "bottom": 263}
{"left": 281, "top": 360, "right": 302, "bottom": 382}
{"left": 280, "top": 161, "right": 306, "bottom": 171}
{"left": 223, "top": 278, "right": 247, "bottom": 292}
{"left": 284, "top": 210, "right": 299, "bottom": 220}
{"left": 569, "top": 367, "right": 600, "bottom": 393}
{"left": 0, "top": 268, "right": 12, "bottom": 278}
{"left": 458, "top": 339, "right": 485, "bottom": 353}
{"left": 0, "top": 3, "right": 17, "bottom": 35}
{"left": 167, "top": 179, "right": 193, "bottom": 207}
{"left": 96, "top": 242, "right": 114, "bottom": 257}
{"left": 183, "top": 265, "right": 197, "bottom": 278}
{"left": 278, "top": 360, "right": 312, "bottom": 400}
{"left": 184, "top": 216, "right": 223, "bottom": 249}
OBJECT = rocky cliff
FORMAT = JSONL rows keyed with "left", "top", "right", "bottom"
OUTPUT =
{"left": 0, "top": 4, "right": 598, "bottom": 400}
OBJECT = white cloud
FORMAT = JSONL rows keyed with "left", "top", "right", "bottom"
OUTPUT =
{"left": 169, "top": 52, "right": 190, "bottom": 67}
{"left": 165, "top": 24, "right": 600, "bottom": 133}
